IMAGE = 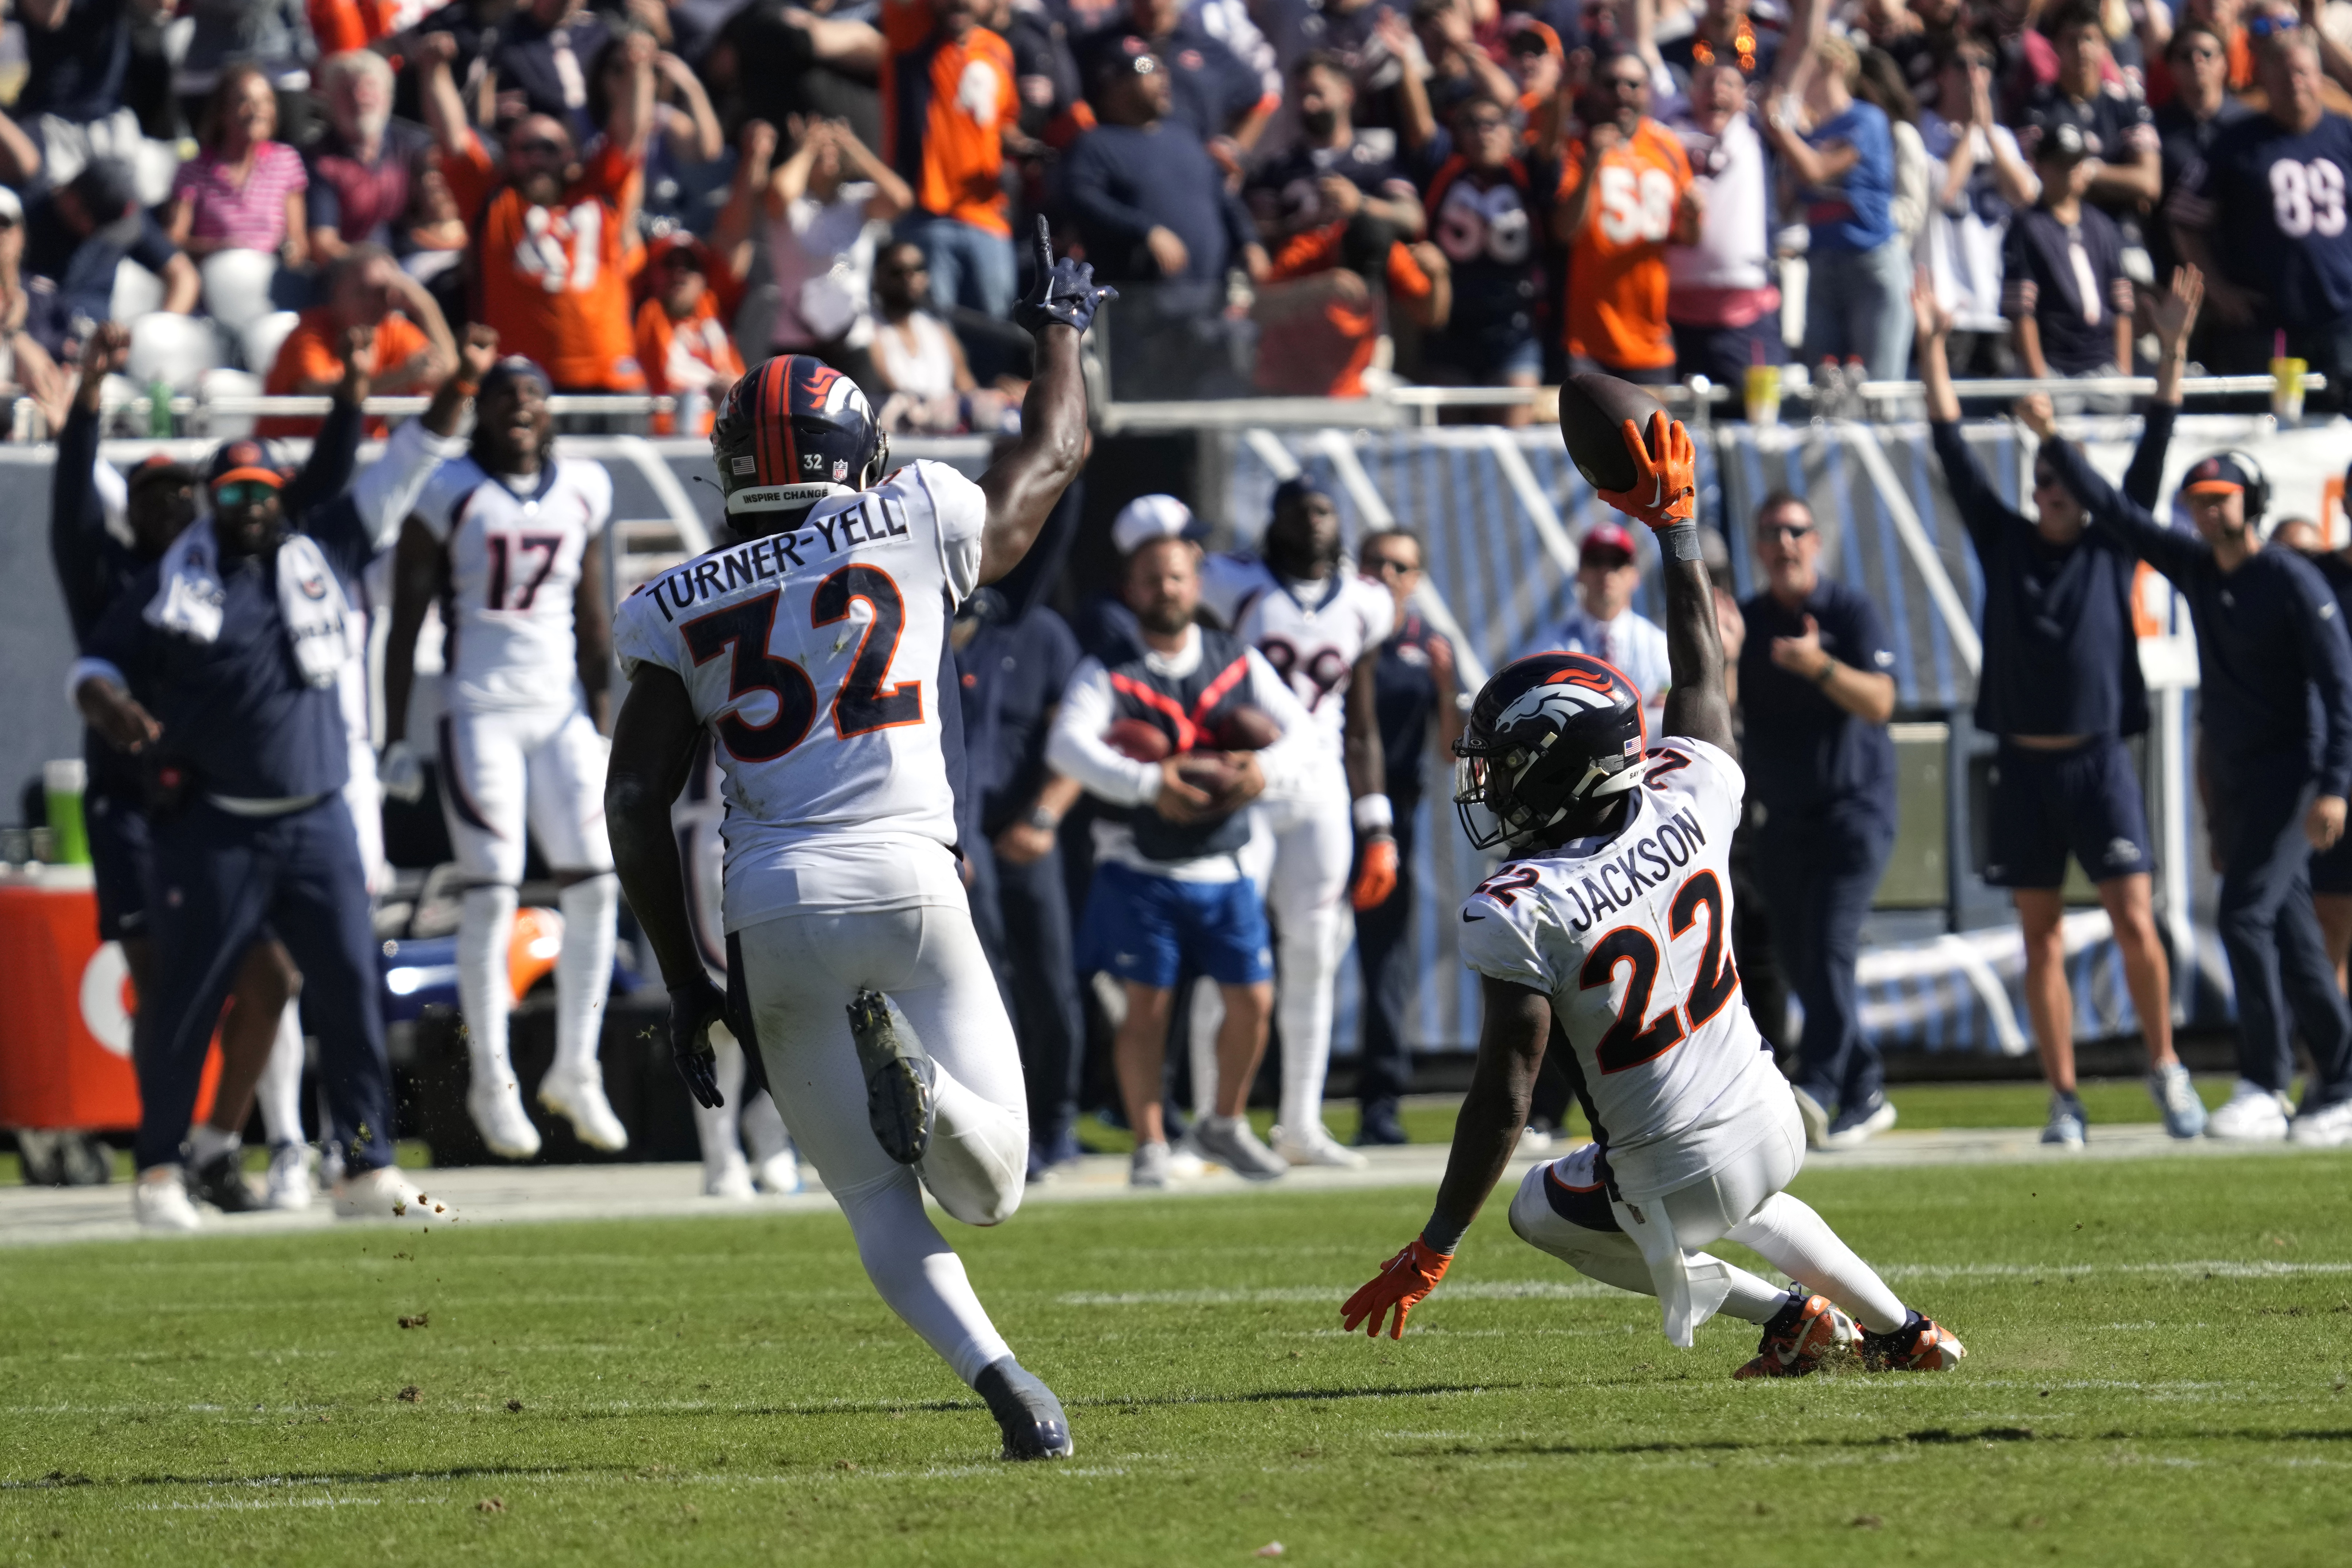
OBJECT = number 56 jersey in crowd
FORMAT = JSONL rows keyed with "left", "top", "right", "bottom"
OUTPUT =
{"left": 615, "top": 461, "right": 983, "bottom": 932}
{"left": 414, "top": 452, "right": 615, "bottom": 711}
{"left": 1456, "top": 736, "right": 1788, "bottom": 1202}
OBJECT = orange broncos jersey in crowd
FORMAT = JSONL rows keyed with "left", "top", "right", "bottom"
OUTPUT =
{"left": 883, "top": 20, "right": 1018, "bottom": 237}
{"left": 443, "top": 132, "right": 647, "bottom": 391}
{"left": 1556, "top": 118, "right": 1692, "bottom": 373}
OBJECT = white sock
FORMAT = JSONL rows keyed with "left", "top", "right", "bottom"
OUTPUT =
{"left": 458, "top": 884, "right": 521, "bottom": 1086}
{"left": 1725, "top": 1192, "right": 1910, "bottom": 1334}
{"left": 834, "top": 1168, "right": 1013, "bottom": 1386}
{"left": 254, "top": 1000, "right": 306, "bottom": 1147}
{"left": 692, "top": 1028, "right": 747, "bottom": 1167}
{"left": 742, "top": 1090, "right": 793, "bottom": 1167}
{"left": 553, "top": 875, "right": 618, "bottom": 1078}
{"left": 1276, "top": 903, "right": 1345, "bottom": 1133}
{"left": 187, "top": 1123, "right": 239, "bottom": 1164}
{"left": 1186, "top": 981, "right": 1223, "bottom": 1121}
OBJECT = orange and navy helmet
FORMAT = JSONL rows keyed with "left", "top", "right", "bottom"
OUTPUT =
{"left": 202, "top": 437, "right": 290, "bottom": 495}
{"left": 1452, "top": 652, "right": 1647, "bottom": 850}
{"left": 710, "top": 354, "right": 887, "bottom": 527}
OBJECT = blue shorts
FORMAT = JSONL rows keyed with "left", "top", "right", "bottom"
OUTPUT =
{"left": 2312, "top": 830, "right": 2352, "bottom": 894}
{"left": 1983, "top": 736, "right": 2152, "bottom": 889}
{"left": 86, "top": 788, "right": 152, "bottom": 942}
{"left": 1080, "top": 861, "right": 1272, "bottom": 990}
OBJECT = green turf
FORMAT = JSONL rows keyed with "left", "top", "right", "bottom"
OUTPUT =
{"left": 5, "top": 1153, "right": 2352, "bottom": 1565}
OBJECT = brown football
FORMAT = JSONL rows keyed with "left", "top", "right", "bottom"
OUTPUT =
{"left": 1176, "top": 754, "right": 1242, "bottom": 800}
{"left": 1557, "top": 371, "right": 1667, "bottom": 493}
{"left": 1105, "top": 718, "right": 1172, "bottom": 762}
{"left": 1210, "top": 703, "right": 1281, "bottom": 751}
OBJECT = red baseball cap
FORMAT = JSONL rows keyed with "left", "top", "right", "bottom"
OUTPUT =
{"left": 1579, "top": 520, "right": 1639, "bottom": 565}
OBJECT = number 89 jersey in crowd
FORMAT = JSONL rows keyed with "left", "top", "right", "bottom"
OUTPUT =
{"left": 614, "top": 459, "right": 984, "bottom": 932}
{"left": 1197, "top": 553, "right": 1394, "bottom": 771}
{"left": 413, "top": 451, "right": 615, "bottom": 711}
{"left": 1457, "top": 736, "right": 1788, "bottom": 1202}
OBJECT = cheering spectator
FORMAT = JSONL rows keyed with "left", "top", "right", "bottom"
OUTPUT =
{"left": 1061, "top": 46, "right": 1265, "bottom": 397}
{"left": 1085, "top": 0, "right": 1276, "bottom": 158}
{"left": 2152, "top": 20, "right": 2253, "bottom": 285}
{"left": 1766, "top": 32, "right": 1912, "bottom": 379}
{"left": 167, "top": 63, "right": 309, "bottom": 335}
{"left": 1421, "top": 94, "right": 1551, "bottom": 421}
{"left": 1664, "top": 60, "right": 1785, "bottom": 386}
{"left": 590, "top": 36, "right": 729, "bottom": 232}
{"left": 2020, "top": 0, "right": 2164, "bottom": 241}
{"left": 391, "top": 0, "right": 507, "bottom": 131}
{"left": 2005, "top": 121, "right": 2136, "bottom": 379}
{"left": 887, "top": 0, "right": 1024, "bottom": 319}
{"left": 708, "top": 1, "right": 887, "bottom": 150}
{"left": 766, "top": 116, "right": 911, "bottom": 363}
{"left": 868, "top": 241, "right": 982, "bottom": 424}
{"left": 495, "top": 0, "right": 616, "bottom": 146}
{"left": 1247, "top": 52, "right": 1426, "bottom": 245}
{"left": 1856, "top": 46, "right": 1933, "bottom": 252}
{"left": 417, "top": 28, "right": 655, "bottom": 395}
{"left": 1919, "top": 33, "right": 2038, "bottom": 376}
{"left": 259, "top": 244, "right": 456, "bottom": 436}
{"left": 0, "top": 188, "right": 70, "bottom": 430}
{"left": 1255, "top": 201, "right": 1448, "bottom": 397}
{"left": 23, "top": 160, "right": 199, "bottom": 366}
{"left": 1661, "top": 0, "right": 1785, "bottom": 85}
{"left": 305, "top": 51, "right": 435, "bottom": 267}
{"left": 635, "top": 233, "right": 746, "bottom": 435}
{"left": 2169, "top": 11, "right": 2352, "bottom": 393}
{"left": 1859, "top": 0, "right": 1939, "bottom": 99}
{"left": 1553, "top": 49, "right": 1700, "bottom": 385}
{"left": 16, "top": 0, "right": 168, "bottom": 206}
{"left": 1408, "top": 0, "right": 1522, "bottom": 124}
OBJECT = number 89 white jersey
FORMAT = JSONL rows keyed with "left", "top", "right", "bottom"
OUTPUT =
{"left": 1457, "top": 736, "right": 1788, "bottom": 1202}
{"left": 413, "top": 453, "right": 614, "bottom": 711}
{"left": 614, "top": 461, "right": 984, "bottom": 932}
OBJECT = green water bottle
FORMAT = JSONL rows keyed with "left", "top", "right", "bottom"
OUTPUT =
{"left": 44, "top": 759, "right": 89, "bottom": 865}
{"left": 146, "top": 375, "right": 174, "bottom": 438}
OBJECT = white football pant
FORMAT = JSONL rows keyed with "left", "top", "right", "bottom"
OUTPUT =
{"left": 1188, "top": 787, "right": 1354, "bottom": 1130}
{"left": 1507, "top": 1095, "right": 1909, "bottom": 1343}
{"left": 439, "top": 703, "right": 616, "bottom": 1086}
{"left": 735, "top": 903, "right": 1029, "bottom": 1386}
{"left": 254, "top": 999, "right": 306, "bottom": 1148}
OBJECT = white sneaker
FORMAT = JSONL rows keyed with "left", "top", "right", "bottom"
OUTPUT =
{"left": 1271, "top": 1121, "right": 1369, "bottom": 1170}
{"left": 2040, "top": 1094, "right": 2087, "bottom": 1149}
{"left": 1516, "top": 1120, "right": 1556, "bottom": 1152}
{"left": 332, "top": 1166, "right": 453, "bottom": 1222}
{"left": 2206, "top": 1078, "right": 2292, "bottom": 1142}
{"left": 754, "top": 1149, "right": 802, "bottom": 1195}
{"left": 262, "top": 1142, "right": 314, "bottom": 1211}
{"left": 1192, "top": 1114, "right": 1288, "bottom": 1180}
{"left": 132, "top": 1166, "right": 203, "bottom": 1232}
{"left": 467, "top": 1076, "right": 543, "bottom": 1159}
{"left": 1165, "top": 1141, "right": 1208, "bottom": 1179}
{"left": 539, "top": 1066, "right": 629, "bottom": 1152}
{"left": 2148, "top": 1063, "right": 2209, "bottom": 1139}
{"left": 2290, "top": 1099, "right": 2352, "bottom": 1147}
{"left": 1789, "top": 1084, "right": 1833, "bottom": 1149}
{"left": 1817, "top": 1095, "right": 1898, "bottom": 1151}
{"left": 1131, "top": 1140, "right": 1173, "bottom": 1189}
{"left": 703, "top": 1152, "right": 756, "bottom": 1199}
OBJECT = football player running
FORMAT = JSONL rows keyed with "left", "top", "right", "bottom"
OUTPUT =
{"left": 605, "top": 220, "right": 1108, "bottom": 1460}
{"left": 382, "top": 355, "right": 627, "bottom": 1160}
{"left": 1342, "top": 413, "right": 1966, "bottom": 1379}
{"left": 1191, "top": 480, "right": 1400, "bottom": 1168}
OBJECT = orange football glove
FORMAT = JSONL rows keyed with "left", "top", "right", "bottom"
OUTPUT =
{"left": 1351, "top": 833, "right": 1399, "bottom": 910}
{"left": 1594, "top": 411, "right": 1696, "bottom": 531}
{"left": 1340, "top": 1236, "right": 1453, "bottom": 1339}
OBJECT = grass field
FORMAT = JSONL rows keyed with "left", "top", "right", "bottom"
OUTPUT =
{"left": 5, "top": 1147, "right": 2352, "bottom": 1565}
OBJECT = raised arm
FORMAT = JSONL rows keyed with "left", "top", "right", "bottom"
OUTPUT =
{"left": 975, "top": 221, "right": 1114, "bottom": 584}
{"left": 1585, "top": 411, "right": 1734, "bottom": 751}
{"left": 51, "top": 323, "right": 128, "bottom": 643}
{"left": 2116, "top": 265, "right": 2203, "bottom": 511}
{"left": 282, "top": 329, "right": 372, "bottom": 519}
{"left": 1914, "top": 270, "right": 2014, "bottom": 551}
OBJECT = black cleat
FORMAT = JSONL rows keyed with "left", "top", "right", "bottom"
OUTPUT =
{"left": 975, "top": 1356, "right": 1072, "bottom": 1461}
{"left": 847, "top": 988, "right": 936, "bottom": 1165}
{"left": 187, "top": 1151, "right": 263, "bottom": 1213}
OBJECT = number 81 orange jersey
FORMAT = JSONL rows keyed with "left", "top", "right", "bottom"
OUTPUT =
{"left": 1457, "top": 736, "right": 1790, "bottom": 1202}
{"left": 615, "top": 461, "right": 985, "bottom": 930}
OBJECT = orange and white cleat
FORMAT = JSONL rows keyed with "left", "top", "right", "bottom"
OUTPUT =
{"left": 1859, "top": 1312, "right": 1968, "bottom": 1371}
{"left": 1733, "top": 1292, "right": 1857, "bottom": 1380}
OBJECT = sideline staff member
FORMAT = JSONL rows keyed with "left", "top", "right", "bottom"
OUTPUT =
{"left": 1737, "top": 494, "right": 1900, "bottom": 1149}
{"left": 2041, "top": 431, "right": 2352, "bottom": 1146}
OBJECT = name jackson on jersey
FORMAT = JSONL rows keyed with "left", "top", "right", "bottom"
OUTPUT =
{"left": 1470, "top": 782, "right": 1712, "bottom": 935}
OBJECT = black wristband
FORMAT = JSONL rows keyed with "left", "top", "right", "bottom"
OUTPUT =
{"left": 1420, "top": 1210, "right": 1468, "bottom": 1256}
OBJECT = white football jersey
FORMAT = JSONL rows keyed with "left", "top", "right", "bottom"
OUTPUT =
{"left": 1197, "top": 553, "right": 1394, "bottom": 762}
{"left": 614, "top": 460, "right": 984, "bottom": 931}
{"left": 414, "top": 453, "right": 615, "bottom": 712}
{"left": 1456, "top": 736, "right": 1788, "bottom": 1202}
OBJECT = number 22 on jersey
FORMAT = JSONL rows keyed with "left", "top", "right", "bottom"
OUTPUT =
{"left": 680, "top": 564, "right": 923, "bottom": 760}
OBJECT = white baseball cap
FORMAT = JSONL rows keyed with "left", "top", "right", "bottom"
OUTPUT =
{"left": 1112, "top": 493, "right": 1200, "bottom": 556}
{"left": 0, "top": 186, "right": 21, "bottom": 224}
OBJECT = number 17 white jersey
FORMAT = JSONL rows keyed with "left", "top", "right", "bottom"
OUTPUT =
{"left": 1457, "top": 736, "right": 1789, "bottom": 1202}
{"left": 414, "top": 453, "right": 614, "bottom": 712}
{"left": 614, "top": 460, "right": 984, "bottom": 932}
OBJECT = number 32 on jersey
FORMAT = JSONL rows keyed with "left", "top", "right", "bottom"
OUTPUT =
{"left": 679, "top": 564, "right": 923, "bottom": 760}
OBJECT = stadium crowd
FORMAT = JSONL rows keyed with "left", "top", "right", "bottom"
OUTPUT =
{"left": 11, "top": 0, "right": 2352, "bottom": 430}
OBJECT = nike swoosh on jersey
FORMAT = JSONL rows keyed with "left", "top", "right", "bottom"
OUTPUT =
{"left": 1461, "top": 909, "right": 1486, "bottom": 922}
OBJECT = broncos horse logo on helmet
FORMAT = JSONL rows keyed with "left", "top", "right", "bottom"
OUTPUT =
{"left": 711, "top": 354, "right": 889, "bottom": 525}
{"left": 1452, "top": 652, "right": 1648, "bottom": 851}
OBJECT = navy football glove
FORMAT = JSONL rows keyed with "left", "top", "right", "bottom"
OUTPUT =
{"left": 1014, "top": 217, "right": 1116, "bottom": 337}
{"left": 666, "top": 978, "right": 727, "bottom": 1110}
